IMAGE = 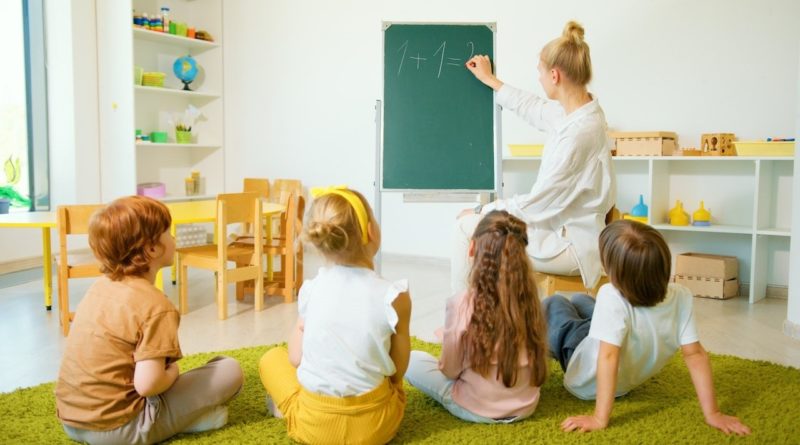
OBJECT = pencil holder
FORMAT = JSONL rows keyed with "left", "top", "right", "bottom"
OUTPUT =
{"left": 175, "top": 130, "right": 192, "bottom": 144}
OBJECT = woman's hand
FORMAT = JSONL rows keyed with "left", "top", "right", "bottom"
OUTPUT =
{"left": 466, "top": 55, "right": 503, "bottom": 91}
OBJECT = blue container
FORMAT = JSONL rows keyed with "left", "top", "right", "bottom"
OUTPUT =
{"left": 0, "top": 199, "right": 10, "bottom": 214}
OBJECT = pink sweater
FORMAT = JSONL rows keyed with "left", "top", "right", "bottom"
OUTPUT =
{"left": 439, "top": 291, "right": 541, "bottom": 419}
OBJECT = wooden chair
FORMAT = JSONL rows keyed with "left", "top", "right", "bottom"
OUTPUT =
{"left": 237, "top": 192, "right": 299, "bottom": 303}
{"left": 534, "top": 206, "right": 619, "bottom": 297}
{"left": 177, "top": 192, "right": 264, "bottom": 320}
{"left": 534, "top": 273, "right": 609, "bottom": 297}
{"left": 57, "top": 204, "right": 104, "bottom": 336}
{"left": 242, "top": 178, "right": 270, "bottom": 235}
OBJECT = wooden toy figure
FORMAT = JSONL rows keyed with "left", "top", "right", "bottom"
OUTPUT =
{"left": 700, "top": 133, "right": 737, "bottom": 156}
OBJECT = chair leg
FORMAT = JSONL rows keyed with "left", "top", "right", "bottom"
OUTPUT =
{"left": 295, "top": 247, "right": 303, "bottom": 293}
{"left": 254, "top": 266, "right": 265, "bottom": 313}
{"left": 179, "top": 262, "right": 189, "bottom": 315}
{"left": 545, "top": 276, "right": 556, "bottom": 297}
{"left": 217, "top": 271, "right": 227, "bottom": 320}
{"left": 58, "top": 268, "right": 70, "bottom": 336}
{"left": 284, "top": 250, "right": 295, "bottom": 303}
{"left": 235, "top": 260, "right": 246, "bottom": 301}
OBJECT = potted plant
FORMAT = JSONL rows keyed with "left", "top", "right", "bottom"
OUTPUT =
{"left": 171, "top": 105, "right": 202, "bottom": 144}
{"left": 0, "top": 155, "right": 31, "bottom": 213}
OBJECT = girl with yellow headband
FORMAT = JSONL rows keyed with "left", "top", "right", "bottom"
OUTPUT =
{"left": 259, "top": 187, "right": 412, "bottom": 445}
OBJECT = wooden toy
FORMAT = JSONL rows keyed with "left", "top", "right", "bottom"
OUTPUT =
{"left": 609, "top": 131, "right": 678, "bottom": 156}
{"left": 700, "top": 133, "right": 736, "bottom": 156}
{"left": 679, "top": 147, "right": 703, "bottom": 156}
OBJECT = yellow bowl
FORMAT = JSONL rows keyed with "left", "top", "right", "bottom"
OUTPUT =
{"left": 508, "top": 144, "right": 544, "bottom": 157}
{"left": 734, "top": 141, "right": 794, "bottom": 156}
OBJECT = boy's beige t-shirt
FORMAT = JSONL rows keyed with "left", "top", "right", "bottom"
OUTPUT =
{"left": 55, "top": 275, "right": 182, "bottom": 431}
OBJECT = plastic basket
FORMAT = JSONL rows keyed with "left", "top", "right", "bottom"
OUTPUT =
{"left": 734, "top": 141, "right": 794, "bottom": 157}
{"left": 508, "top": 144, "right": 544, "bottom": 157}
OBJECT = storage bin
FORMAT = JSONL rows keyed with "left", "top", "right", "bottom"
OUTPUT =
{"left": 674, "top": 253, "right": 739, "bottom": 299}
{"left": 734, "top": 141, "right": 794, "bottom": 157}
{"left": 609, "top": 131, "right": 677, "bottom": 156}
{"left": 508, "top": 144, "right": 544, "bottom": 157}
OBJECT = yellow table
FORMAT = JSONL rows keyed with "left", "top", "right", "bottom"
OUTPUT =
{"left": 0, "top": 212, "right": 57, "bottom": 310}
{"left": 0, "top": 200, "right": 285, "bottom": 310}
{"left": 165, "top": 200, "right": 285, "bottom": 283}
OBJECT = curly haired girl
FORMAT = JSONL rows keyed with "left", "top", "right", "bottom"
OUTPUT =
{"left": 406, "top": 210, "right": 548, "bottom": 423}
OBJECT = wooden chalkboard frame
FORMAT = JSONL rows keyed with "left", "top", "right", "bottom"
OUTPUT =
{"left": 379, "top": 22, "right": 502, "bottom": 194}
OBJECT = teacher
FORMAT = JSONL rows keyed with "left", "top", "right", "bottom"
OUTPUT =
{"left": 452, "top": 21, "right": 615, "bottom": 293}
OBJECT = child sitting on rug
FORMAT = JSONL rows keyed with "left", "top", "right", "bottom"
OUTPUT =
{"left": 405, "top": 210, "right": 548, "bottom": 423}
{"left": 546, "top": 220, "right": 750, "bottom": 435}
{"left": 259, "top": 186, "right": 412, "bottom": 444}
{"left": 55, "top": 196, "right": 244, "bottom": 445}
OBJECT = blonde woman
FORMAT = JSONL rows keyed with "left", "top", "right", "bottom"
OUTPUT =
{"left": 453, "top": 21, "right": 615, "bottom": 294}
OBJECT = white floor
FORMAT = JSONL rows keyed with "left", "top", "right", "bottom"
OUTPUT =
{"left": 1, "top": 252, "right": 799, "bottom": 394}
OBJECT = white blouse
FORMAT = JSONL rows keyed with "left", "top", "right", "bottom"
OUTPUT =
{"left": 483, "top": 84, "right": 616, "bottom": 288}
{"left": 296, "top": 265, "right": 407, "bottom": 397}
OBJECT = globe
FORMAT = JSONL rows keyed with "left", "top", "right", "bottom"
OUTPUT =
{"left": 173, "top": 55, "right": 198, "bottom": 91}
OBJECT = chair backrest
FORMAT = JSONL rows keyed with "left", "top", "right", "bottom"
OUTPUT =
{"left": 271, "top": 179, "right": 302, "bottom": 204}
{"left": 58, "top": 204, "right": 103, "bottom": 236}
{"left": 605, "top": 206, "right": 621, "bottom": 225}
{"left": 243, "top": 178, "right": 270, "bottom": 200}
{"left": 216, "top": 192, "right": 263, "bottom": 260}
{"left": 282, "top": 193, "right": 298, "bottom": 242}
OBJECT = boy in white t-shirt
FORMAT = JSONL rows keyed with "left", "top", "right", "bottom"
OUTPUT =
{"left": 544, "top": 220, "right": 750, "bottom": 436}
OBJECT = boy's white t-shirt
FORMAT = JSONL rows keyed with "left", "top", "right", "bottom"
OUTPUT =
{"left": 564, "top": 283, "right": 699, "bottom": 400}
{"left": 296, "top": 265, "right": 407, "bottom": 397}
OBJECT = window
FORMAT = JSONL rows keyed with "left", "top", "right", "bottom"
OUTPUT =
{"left": 0, "top": 0, "right": 49, "bottom": 213}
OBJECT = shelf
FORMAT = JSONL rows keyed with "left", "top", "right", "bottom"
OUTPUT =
{"left": 756, "top": 227, "right": 792, "bottom": 237}
{"left": 651, "top": 223, "right": 753, "bottom": 235}
{"left": 135, "top": 85, "right": 220, "bottom": 100}
{"left": 159, "top": 194, "right": 216, "bottom": 203}
{"left": 133, "top": 27, "right": 218, "bottom": 51}
{"left": 503, "top": 156, "right": 794, "bottom": 162}
{"left": 136, "top": 143, "right": 220, "bottom": 150}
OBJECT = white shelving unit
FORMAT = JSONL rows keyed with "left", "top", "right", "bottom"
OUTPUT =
{"left": 96, "top": 0, "right": 224, "bottom": 202}
{"left": 502, "top": 155, "right": 794, "bottom": 303}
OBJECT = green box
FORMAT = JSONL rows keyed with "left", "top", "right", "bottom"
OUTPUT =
{"left": 150, "top": 131, "right": 168, "bottom": 143}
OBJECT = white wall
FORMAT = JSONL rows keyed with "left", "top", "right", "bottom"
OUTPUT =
{"left": 788, "top": 45, "right": 800, "bottom": 332}
{"left": 223, "top": 0, "right": 800, "bottom": 261}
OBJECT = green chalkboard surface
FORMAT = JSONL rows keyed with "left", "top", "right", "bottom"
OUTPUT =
{"left": 383, "top": 24, "right": 495, "bottom": 191}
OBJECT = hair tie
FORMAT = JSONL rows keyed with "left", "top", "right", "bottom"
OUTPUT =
{"left": 310, "top": 185, "right": 369, "bottom": 245}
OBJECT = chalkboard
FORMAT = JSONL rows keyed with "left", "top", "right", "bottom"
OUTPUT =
{"left": 382, "top": 23, "right": 496, "bottom": 191}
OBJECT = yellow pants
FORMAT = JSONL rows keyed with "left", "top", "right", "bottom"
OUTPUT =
{"left": 259, "top": 347, "right": 406, "bottom": 445}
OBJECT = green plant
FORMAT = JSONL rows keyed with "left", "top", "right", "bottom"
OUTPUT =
{"left": 175, "top": 123, "right": 192, "bottom": 132}
{"left": 0, "top": 155, "right": 31, "bottom": 208}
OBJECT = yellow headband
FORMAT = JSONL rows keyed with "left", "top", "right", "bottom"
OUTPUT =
{"left": 310, "top": 185, "right": 369, "bottom": 245}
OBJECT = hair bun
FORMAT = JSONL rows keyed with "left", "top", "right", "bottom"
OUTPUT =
{"left": 305, "top": 221, "right": 349, "bottom": 254}
{"left": 563, "top": 20, "right": 585, "bottom": 44}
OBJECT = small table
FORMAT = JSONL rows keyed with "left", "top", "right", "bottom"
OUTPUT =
{"left": 0, "top": 200, "right": 285, "bottom": 310}
{"left": 0, "top": 212, "right": 57, "bottom": 309}
{"left": 166, "top": 200, "right": 285, "bottom": 283}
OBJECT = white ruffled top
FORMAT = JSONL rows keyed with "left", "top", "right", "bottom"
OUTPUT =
{"left": 296, "top": 265, "right": 408, "bottom": 397}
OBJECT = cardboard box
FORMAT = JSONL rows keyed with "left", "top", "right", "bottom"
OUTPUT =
{"left": 674, "top": 253, "right": 739, "bottom": 299}
{"left": 609, "top": 131, "right": 677, "bottom": 156}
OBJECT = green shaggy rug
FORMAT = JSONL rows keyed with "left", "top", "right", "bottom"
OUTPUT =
{"left": 2, "top": 338, "right": 798, "bottom": 444}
